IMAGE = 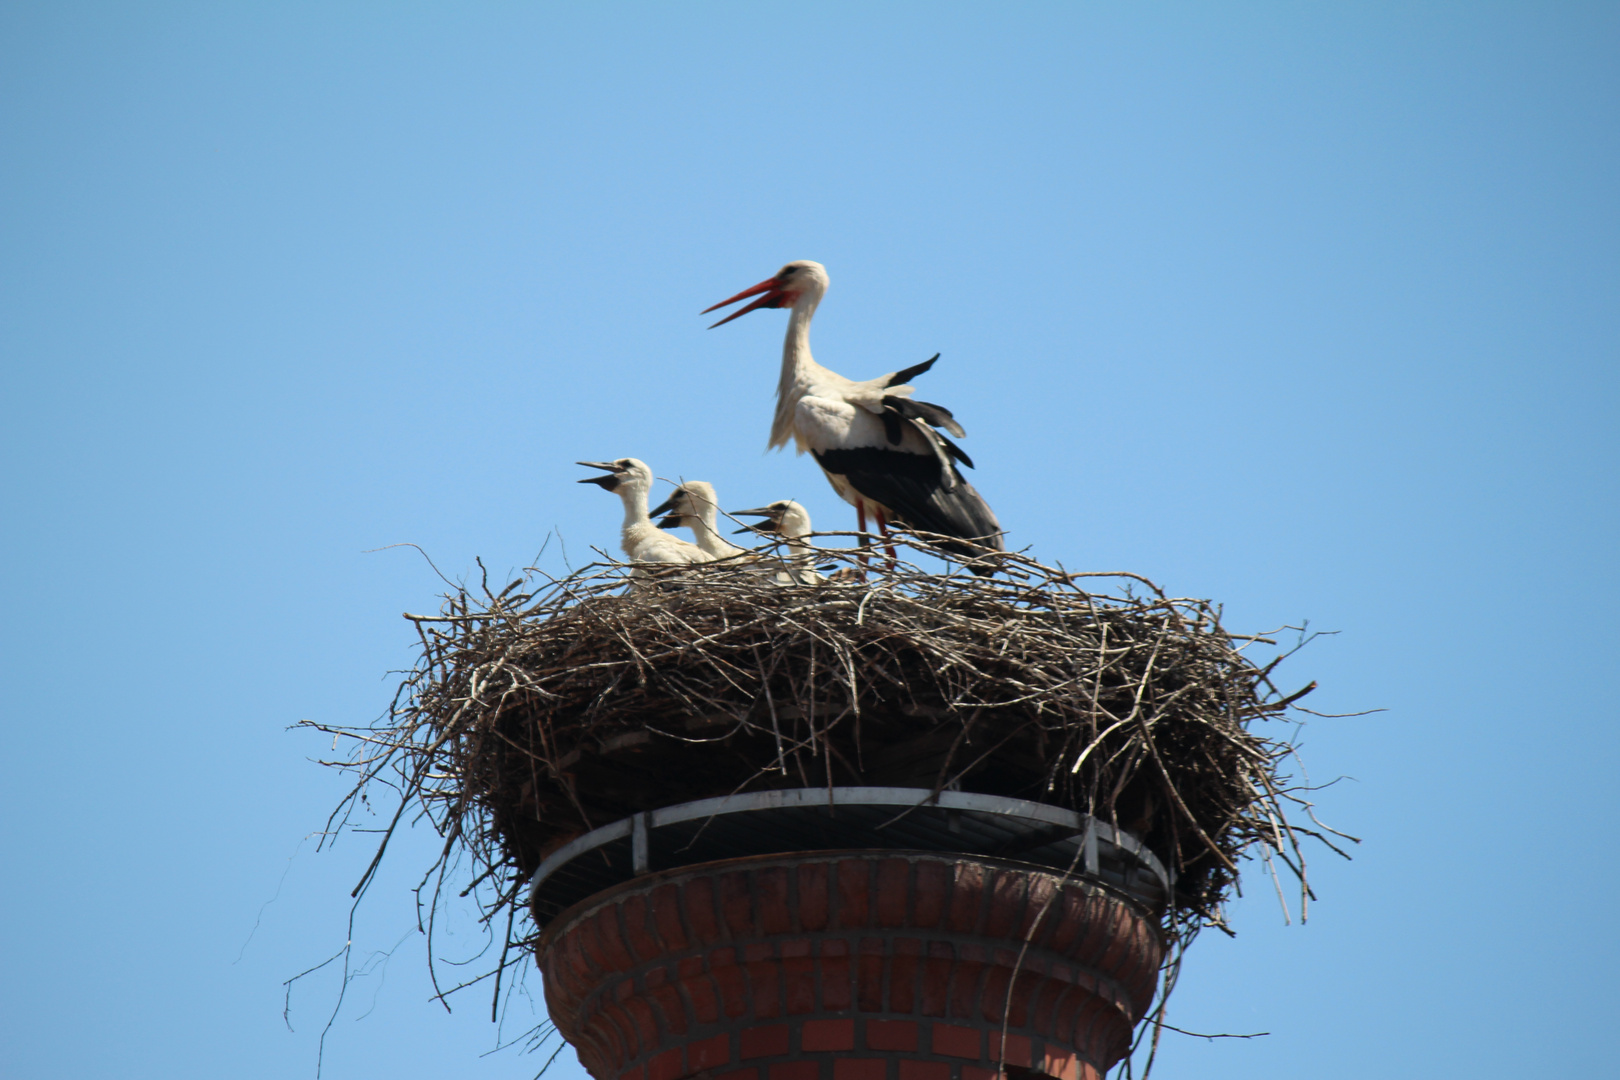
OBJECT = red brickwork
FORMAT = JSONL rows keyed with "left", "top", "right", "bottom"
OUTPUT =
{"left": 537, "top": 851, "right": 1162, "bottom": 1080}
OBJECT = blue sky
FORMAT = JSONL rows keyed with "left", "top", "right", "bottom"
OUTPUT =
{"left": 2, "top": 3, "right": 1615, "bottom": 1078}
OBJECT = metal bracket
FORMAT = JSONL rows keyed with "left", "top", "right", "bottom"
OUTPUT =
{"left": 631, "top": 812, "right": 649, "bottom": 874}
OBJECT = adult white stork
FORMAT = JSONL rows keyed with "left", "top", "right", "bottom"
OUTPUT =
{"left": 703, "top": 260, "right": 1004, "bottom": 569}
{"left": 649, "top": 481, "right": 750, "bottom": 562}
{"left": 730, "top": 499, "right": 823, "bottom": 584}
{"left": 577, "top": 459, "right": 710, "bottom": 566}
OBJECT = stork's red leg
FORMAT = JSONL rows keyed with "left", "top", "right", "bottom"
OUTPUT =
{"left": 855, "top": 500, "right": 870, "bottom": 569}
{"left": 875, "top": 509, "right": 898, "bottom": 569}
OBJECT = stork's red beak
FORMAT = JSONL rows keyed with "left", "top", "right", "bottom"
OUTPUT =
{"left": 703, "top": 277, "right": 790, "bottom": 328}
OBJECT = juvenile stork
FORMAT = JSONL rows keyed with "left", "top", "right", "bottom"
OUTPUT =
{"left": 650, "top": 481, "right": 749, "bottom": 562}
{"left": 731, "top": 499, "right": 822, "bottom": 584}
{"left": 577, "top": 459, "right": 709, "bottom": 566}
{"left": 703, "top": 261, "right": 1004, "bottom": 569}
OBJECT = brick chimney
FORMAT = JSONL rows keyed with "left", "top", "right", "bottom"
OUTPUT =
{"left": 534, "top": 803, "right": 1165, "bottom": 1080}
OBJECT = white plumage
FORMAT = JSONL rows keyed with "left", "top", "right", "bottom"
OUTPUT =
{"left": 649, "top": 481, "right": 750, "bottom": 562}
{"left": 704, "top": 261, "right": 1003, "bottom": 569}
{"left": 731, "top": 499, "right": 823, "bottom": 585}
{"left": 577, "top": 459, "right": 709, "bottom": 566}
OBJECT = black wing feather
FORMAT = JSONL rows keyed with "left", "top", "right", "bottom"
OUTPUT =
{"left": 882, "top": 394, "right": 968, "bottom": 440}
{"left": 884, "top": 353, "right": 941, "bottom": 389}
{"left": 813, "top": 445, "right": 1004, "bottom": 567}
{"left": 937, "top": 432, "right": 974, "bottom": 470}
{"left": 880, "top": 409, "right": 905, "bottom": 446}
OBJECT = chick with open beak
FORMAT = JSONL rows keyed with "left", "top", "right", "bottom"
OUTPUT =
{"left": 731, "top": 500, "right": 822, "bottom": 585}
{"left": 575, "top": 460, "right": 626, "bottom": 491}
{"left": 576, "top": 459, "right": 709, "bottom": 567}
{"left": 730, "top": 500, "right": 812, "bottom": 540}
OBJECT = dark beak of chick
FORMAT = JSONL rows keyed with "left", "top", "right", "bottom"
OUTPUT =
{"left": 729, "top": 507, "right": 776, "bottom": 535}
{"left": 576, "top": 461, "right": 620, "bottom": 490}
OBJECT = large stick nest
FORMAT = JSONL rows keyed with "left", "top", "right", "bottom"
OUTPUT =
{"left": 310, "top": 536, "right": 1346, "bottom": 996}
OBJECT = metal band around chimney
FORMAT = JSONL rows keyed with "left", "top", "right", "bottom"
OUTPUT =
{"left": 526, "top": 786, "right": 1173, "bottom": 925}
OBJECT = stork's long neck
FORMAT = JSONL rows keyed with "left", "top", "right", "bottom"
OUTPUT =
{"left": 618, "top": 482, "right": 656, "bottom": 552}
{"left": 775, "top": 520, "right": 819, "bottom": 583}
{"left": 690, "top": 506, "right": 740, "bottom": 558}
{"left": 784, "top": 534, "right": 812, "bottom": 567}
{"left": 771, "top": 298, "right": 826, "bottom": 450}
{"left": 758, "top": 508, "right": 811, "bottom": 567}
